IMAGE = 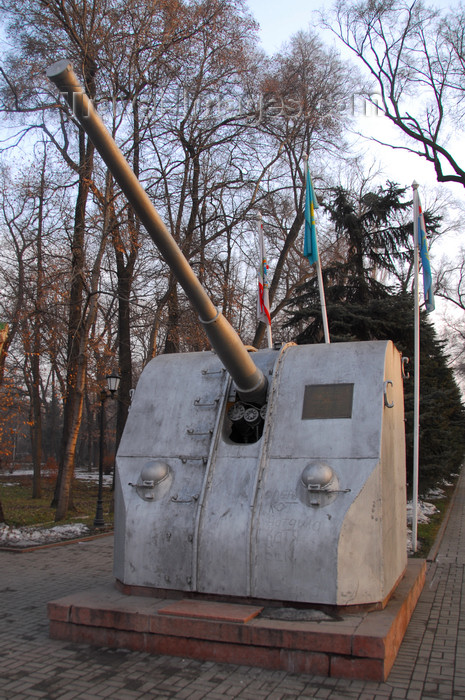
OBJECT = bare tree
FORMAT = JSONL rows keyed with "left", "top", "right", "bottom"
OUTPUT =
{"left": 250, "top": 29, "right": 359, "bottom": 347}
{"left": 0, "top": 0, "right": 198, "bottom": 518}
{"left": 0, "top": 0, "right": 362, "bottom": 521}
{"left": 326, "top": 0, "right": 465, "bottom": 187}
{"left": 0, "top": 153, "right": 70, "bottom": 495}
{"left": 139, "top": 0, "right": 263, "bottom": 352}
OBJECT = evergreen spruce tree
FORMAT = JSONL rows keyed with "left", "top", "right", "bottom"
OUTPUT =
{"left": 287, "top": 183, "right": 465, "bottom": 491}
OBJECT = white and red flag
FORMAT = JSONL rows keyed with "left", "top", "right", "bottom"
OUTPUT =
{"left": 257, "top": 214, "right": 272, "bottom": 347}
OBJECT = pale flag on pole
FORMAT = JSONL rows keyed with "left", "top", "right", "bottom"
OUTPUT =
{"left": 257, "top": 213, "right": 272, "bottom": 348}
{"left": 416, "top": 192, "right": 435, "bottom": 313}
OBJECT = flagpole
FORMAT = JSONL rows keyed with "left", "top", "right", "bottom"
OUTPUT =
{"left": 317, "top": 254, "right": 330, "bottom": 344}
{"left": 266, "top": 313, "right": 272, "bottom": 348}
{"left": 412, "top": 181, "right": 420, "bottom": 554}
{"left": 304, "top": 156, "right": 330, "bottom": 344}
{"left": 258, "top": 213, "right": 272, "bottom": 349}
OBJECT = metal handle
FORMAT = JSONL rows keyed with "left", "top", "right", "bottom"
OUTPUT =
{"left": 401, "top": 356, "right": 410, "bottom": 379}
{"left": 194, "top": 398, "right": 219, "bottom": 407}
{"left": 384, "top": 380, "right": 394, "bottom": 408}
{"left": 171, "top": 493, "right": 199, "bottom": 504}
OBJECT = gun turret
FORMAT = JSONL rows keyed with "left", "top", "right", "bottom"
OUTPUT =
{"left": 46, "top": 60, "right": 267, "bottom": 405}
{"left": 44, "top": 62, "right": 410, "bottom": 619}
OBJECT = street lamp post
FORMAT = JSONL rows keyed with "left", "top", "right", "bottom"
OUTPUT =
{"left": 94, "top": 373, "right": 120, "bottom": 527}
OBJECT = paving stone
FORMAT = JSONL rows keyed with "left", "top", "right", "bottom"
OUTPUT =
{"left": 2, "top": 473, "right": 465, "bottom": 698}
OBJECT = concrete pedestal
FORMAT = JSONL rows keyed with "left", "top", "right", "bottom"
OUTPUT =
{"left": 48, "top": 559, "right": 425, "bottom": 682}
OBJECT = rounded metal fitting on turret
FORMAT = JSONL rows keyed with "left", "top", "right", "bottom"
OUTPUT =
{"left": 129, "top": 460, "right": 172, "bottom": 502}
{"left": 298, "top": 462, "right": 340, "bottom": 508}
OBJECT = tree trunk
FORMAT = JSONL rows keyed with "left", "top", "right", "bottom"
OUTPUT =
{"left": 116, "top": 268, "right": 133, "bottom": 447}
{"left": 0, "top": 324, "right": 9, "bottom": 387}
{"left": 31, "top": 155, "right": 46, "bottom": 499}
{"left": 53, "top": 130, "right": 95, "bottom": 508}
{"left": 55, "top": 146, "right": 110, "bottom": 520}
{"left": 111, "top": 91, "right": 140, "bottom": 449}
{"left": 30, "top": 351, "right": 42, "bottom": 499}
{"left": 55, "top": 354, "right": 86, "bottom": 520}
{"left": 0, "top": 323, "right": 8, "bottom": 521}
{"left": 84, "top": 392, "right": 94, "bottom": 471}
{"left": 164, "top": 280, "right": 180, "bottom": 353}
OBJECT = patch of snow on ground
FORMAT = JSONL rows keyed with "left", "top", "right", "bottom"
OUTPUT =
{"left": 407, "top": 499, "right": 440, "bottom": 553}
{"left": 1, "top": 467, "right": 112, "bottom": 485}
{"left": 425, "top": 487, "right": 445, "bottom": 500}
{"left": 0, "top": 467, "right": 110, "bottom": 546}
{"left": 407, "top": 500, "right": 438, "bottom": 525}
{"left": 0, "top": 523, "right": 90, "bottom": 547}
{"left": 75, "top": 468, "right": 113, "bottom": 485}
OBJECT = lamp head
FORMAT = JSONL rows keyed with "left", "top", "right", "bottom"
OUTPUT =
{"left": 106, "top": 372, "right": 120, "bottom": 397}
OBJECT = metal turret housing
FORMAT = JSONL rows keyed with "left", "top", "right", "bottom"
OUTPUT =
{"left": 114, "top": 340, "right": 406, "bottom": 607}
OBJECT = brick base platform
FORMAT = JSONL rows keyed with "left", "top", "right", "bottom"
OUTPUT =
{"left": 48, "top": 559, "right": 425, "bottom": 682}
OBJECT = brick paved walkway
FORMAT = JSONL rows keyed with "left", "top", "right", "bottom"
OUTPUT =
{"left": 1, "top": 471, "right": 465, "bottom": 699}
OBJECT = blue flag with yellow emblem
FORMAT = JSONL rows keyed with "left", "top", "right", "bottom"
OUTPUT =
{"left": 304, "top": 169, "right": 319, "bottom": 265}
{"left": 417, "top": 196, "right": 435, "bottom": 313}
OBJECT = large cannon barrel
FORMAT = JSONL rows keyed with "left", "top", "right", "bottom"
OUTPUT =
{"left": 46, "top": 60, "right": 267, "bottom": 405}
